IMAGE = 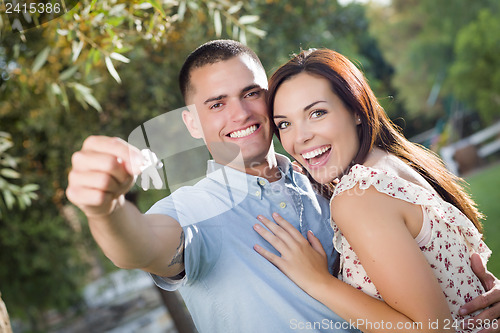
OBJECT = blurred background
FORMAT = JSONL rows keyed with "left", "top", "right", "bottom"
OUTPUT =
{"left": 1, "top": 0, "right": 499, "bottom": 331}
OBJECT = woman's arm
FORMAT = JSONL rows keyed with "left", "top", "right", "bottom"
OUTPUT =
{"left": 254, "top": 185, "right": 453, "bottom": 333}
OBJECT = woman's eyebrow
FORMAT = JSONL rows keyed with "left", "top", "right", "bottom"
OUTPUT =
{"left": 273, "top": 100, "right": 327, "bottom": 119}
{"left": 304, "top": 100, "right": 326, "bottom": 111}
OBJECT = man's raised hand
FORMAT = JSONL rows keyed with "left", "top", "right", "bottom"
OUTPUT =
{"left": 66, "top": 136, "right": 145, "bottom": 218}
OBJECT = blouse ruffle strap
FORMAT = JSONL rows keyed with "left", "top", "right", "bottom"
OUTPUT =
{"left": 331, "top": 164, "right": 491, "bottom": 263}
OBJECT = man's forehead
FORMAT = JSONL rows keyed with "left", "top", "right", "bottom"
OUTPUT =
{"left": 188, "top": 55, "right": 267, "bottom": 98}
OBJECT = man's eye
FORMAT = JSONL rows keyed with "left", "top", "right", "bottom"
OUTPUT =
{"left": 210, "top": 103, "right": 223, "bottom": 109}
{"left": 277, "top": 121, "right": 290, "bottom": 130}
{"left": 245, "top": 90, "right": 261, "bottom": 98}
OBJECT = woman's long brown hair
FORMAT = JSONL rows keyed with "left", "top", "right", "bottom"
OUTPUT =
{"left": 267, "top": 49, "right": 483, "bottom": 232}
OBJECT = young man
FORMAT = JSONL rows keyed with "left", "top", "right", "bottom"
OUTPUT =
{"left": 67, "top": 40, "right": 500, "bottom": 332}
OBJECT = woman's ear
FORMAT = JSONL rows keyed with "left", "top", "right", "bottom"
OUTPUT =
{"left": 182, "top": 107, "right": 203, "bottom": 139}
{"left": 355, "top": 113, "right": 362, "bottom": 125}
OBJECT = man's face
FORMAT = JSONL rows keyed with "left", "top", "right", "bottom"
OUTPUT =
{"left": 185, "top": 55, "right": 272, "bottom": 168}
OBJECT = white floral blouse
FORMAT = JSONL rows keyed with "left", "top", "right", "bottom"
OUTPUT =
{"left": 330, "top": 164, "right": 491, "bottom": 330}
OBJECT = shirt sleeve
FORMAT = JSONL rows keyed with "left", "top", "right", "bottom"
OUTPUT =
{"left": 146, "top": 187, "right": 222, "bottom": 289}
{"left": 150, "top": 272, "right": 187, "bottom": 291}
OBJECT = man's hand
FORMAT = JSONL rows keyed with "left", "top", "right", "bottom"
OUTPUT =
{"left": 460, "top": 253, "right": 500, "bottom": 332}
{"left": 66, "top": 136, "right": 145, "bottom": 218}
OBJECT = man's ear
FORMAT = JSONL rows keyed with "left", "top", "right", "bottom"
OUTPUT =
{"left": 182, "top": 108, "right": 203, "bottom": 139}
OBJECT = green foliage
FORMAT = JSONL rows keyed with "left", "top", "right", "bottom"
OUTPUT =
{"left": 368, "top": 0, "right": 499, "bottom": 134}
{"left": 466, "top": 163, "right": 500, "bottom": 277}
{"left": 449, "top": 9, "right": 500, "bottom": 124}
{"left": 0, "top": 0, "right": 265, "bottom": 327}
{"left": 253, "top": 0, "right": 409, "bottom": 133}
{"left": 0, "top": 132, "right": 39, "bottom": 218}
{"left": 7, "top": 0, "right": 496, "bottom": 327}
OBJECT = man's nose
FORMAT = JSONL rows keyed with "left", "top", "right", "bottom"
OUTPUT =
{"left": 229, "top": 100, "right": 251, "bottom": 122}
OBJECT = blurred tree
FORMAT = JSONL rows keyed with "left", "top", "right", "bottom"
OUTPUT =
{"left": 0, "top": 0, "right": 264, "bottom": 330}
{"left": 1, "top": 291, "right": 12, "bottom": 333}
{"left": 449, "top": 9, "right": 500, "bottom": 125}
{"left": 0, "top": 131, "right": 38, "bottom": 333}
{"left": 253, "top": 0, "right": 409, "bottom": 134}
{"left": 367, "top": 0, "right": 499, "bottom": 134}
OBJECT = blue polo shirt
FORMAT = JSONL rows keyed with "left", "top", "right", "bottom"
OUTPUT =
{"left": 148, "top": 154, "right": 359, "bottom": 333}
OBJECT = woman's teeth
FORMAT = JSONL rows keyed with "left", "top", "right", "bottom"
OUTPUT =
{"left": 301, "top": 146, "right": 330, "bottom": 160}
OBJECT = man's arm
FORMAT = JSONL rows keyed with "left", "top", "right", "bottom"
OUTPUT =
{"left": 459, "top": 253, "right": 500, "bottom": 332}
{"left": 66, "top": 135, "right": 184, "bottom": 277}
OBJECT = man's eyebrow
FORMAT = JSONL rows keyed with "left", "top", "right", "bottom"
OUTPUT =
{"left": 204, "top": 95, "right": 227, "bottom": 105}
{"left": 241, "top": 84, "right": 262, "bottom": 94}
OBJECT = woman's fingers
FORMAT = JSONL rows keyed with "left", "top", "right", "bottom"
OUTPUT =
{"left": 271, "top": 213, "right": 307, "bottom": 243}
{"left": 253, "top": 220, "right": 288, "bottom": 254}
{"left": 254, "top": 213, "right": 315, "bottom": 261}
{"left": 253, "top": 244, "right": 283, "bottom": 268}
{"left": 307, "top": 230, "right": 327, "bottom": 257}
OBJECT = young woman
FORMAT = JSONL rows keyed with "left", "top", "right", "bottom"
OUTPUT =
{"left": 253, "top": 48, "right": 491, "bottom": 332}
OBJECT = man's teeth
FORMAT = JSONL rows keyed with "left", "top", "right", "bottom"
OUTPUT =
{"left": 229, "top": 125, "right": 258, "bottom": 138}
{"left": 301, "top": 146, "right": 330, "bottom": 159}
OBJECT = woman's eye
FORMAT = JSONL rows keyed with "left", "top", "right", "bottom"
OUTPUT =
{"left": 311, "top": 110, "right": 326, "bottom": 118}
{"left": 277, "top": 121, "right": 290, "bottom": 130}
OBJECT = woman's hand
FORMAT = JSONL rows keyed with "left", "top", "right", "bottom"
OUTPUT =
{"left": 253, "top": 212, "right": 332, "bottom": 297}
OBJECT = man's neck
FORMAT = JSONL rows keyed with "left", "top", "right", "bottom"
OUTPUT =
{"left": 243, "top": 159, "right": 281, "bottom": 182}
{"left": 216, "top": 148, "right": 282, "bottom": 182}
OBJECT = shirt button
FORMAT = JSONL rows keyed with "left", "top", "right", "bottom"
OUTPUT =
{"left": 258, "top": 179, "right": 266, "bottom": 186}
{"left": 255, "top": 191, "right": 261, "bottom": 197}
{"left": 280, "top": 202, "right": 287, "bottom": 208}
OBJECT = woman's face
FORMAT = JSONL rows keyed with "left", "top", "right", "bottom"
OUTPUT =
{"left": 273, "top": 72, "right": 361, "bottom": 184}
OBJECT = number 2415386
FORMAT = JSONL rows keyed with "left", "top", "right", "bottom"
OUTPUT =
{"left": 5, "top": 2, "right": 61, "bottom": 14}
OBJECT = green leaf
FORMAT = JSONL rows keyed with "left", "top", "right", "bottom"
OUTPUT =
{"left": 109, "top": 52, "right": 130, "bottom": 63}
{"left": 60, "top": 84, "right": 70, "bottom": 112}
{"left": 105, "top": 56, "right": 122, "bottom": 84}
{"left": 1, "top": 168, "right": 20, "bottom": 179}
{"left": 232, "top": 25, "right": 239, "bottom": 39}
{"left": 246, "top": 26, "right": 266, "bottom": 38}
{"left": 21, "top": 184, "right": 39, "bottom": 193}
{"left": 32, "top": 46, "right": 50, "bottom": 73}
{"left": 239, "top": 29, "right": 247, "bottom": 45}
{"left": 178, "top": 0, "right": 186, "bottom": 20}
{"left": 82, "top": 92, "right": 103, "bottom": 112}
{"left": 51, "top": 82, "right": 62, "bottom": 95}
{"left": 147, "top": 0, "right": 166, "bottom": 17}
{"left": 59, "top": 66, "right": 79, "bottom": 81}
{"left": 18, "top": 194, "right": 27, "bottom": 210}
{"left": 2, "top": 190, "right": 15, "bottom": 210}
{"left": 73, "top": 83, "right": 103, "bottom": 112}
{"left": 214, "top": 9, "right": 222, "bottom": 37}
{"left": 228, "top": 2, "right": 242, "bottom": 14}
{"left": 71, "top": 40, "right": 84, "bottom": 63}
{"left": 109, "top": 4, "right": 127, "bottom": 16}
{"left": 0, "top": 139, "right": 13, "bottom": 154}
{"left": 106, "top": 16, "right": 126, "bottom": 27}
{"left": 238, "top": 15, "right": 259, "bottom": 25}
